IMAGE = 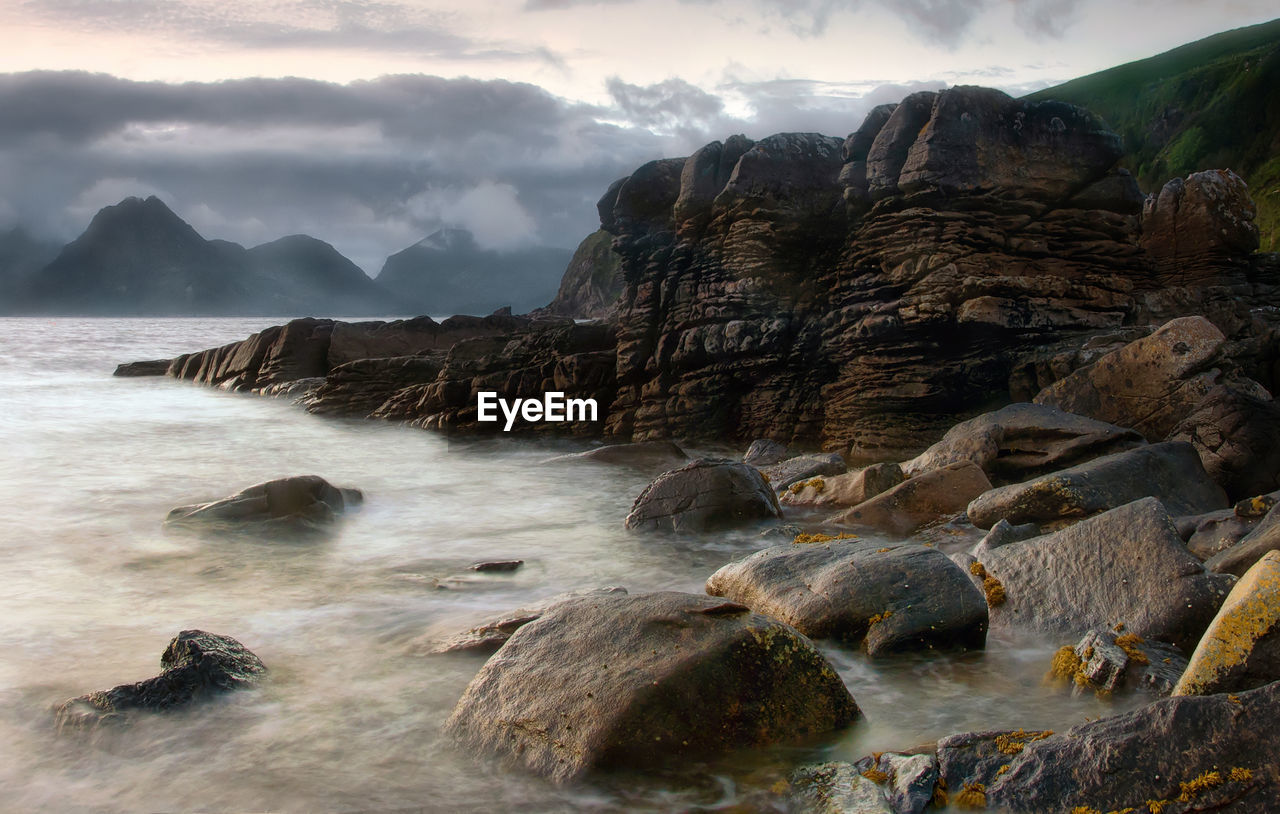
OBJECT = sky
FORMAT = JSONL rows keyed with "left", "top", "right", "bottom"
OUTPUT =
{"left": 0, "top": 0, "right": 1276, "bottom": 274}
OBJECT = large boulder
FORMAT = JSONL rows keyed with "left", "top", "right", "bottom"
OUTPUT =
{"left": 901, "top": 403, "right": 1145, "bottom": 483}
{"left": 1034, "top": 316, "right": 1233, "bottom": 441}
{"left": 624, "top": 459, "right": 781, "bottom": 533}
{"left": 975, "top": 498, "right": 1235, "bottom": 650}
{"left": 834, "top": 461, "right": 992, "bottom": 537}
{"left": 1141, "top": 169, "right": 1260, "bottom": 287}
{"left": 705, "top": 540, "right": 988, "bottom": 656}
{"left": 1175, "top": 551, "right": 1280, "bottom": 696}
{"left": 164, "top": 475, "right": 363, "bottom": 532}
{"left": 967, "top": 441, "right": 1227, "bottom": 530}
{"left": 1168, "top": 385, "right": 1280, "bottom": 501}
{"left": 444, "top": 591, "right": 860, "bottom": 783}
{"left": 937, "top": 681, "right": 1280, "bottom": 812}
{"left": 55, "top": 631, "right": 266, "bottom": 731}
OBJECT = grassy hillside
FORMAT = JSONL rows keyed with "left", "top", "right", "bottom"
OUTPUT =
{"left": 1028, "top": 18, "right": 1280, "bottom": 252}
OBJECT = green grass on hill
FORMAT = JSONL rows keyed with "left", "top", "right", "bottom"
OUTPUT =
{"left": 1028, "top": 18, "right": 1280, "bottom": 252}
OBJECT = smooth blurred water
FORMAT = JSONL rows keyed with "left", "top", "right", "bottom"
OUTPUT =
{"left": 0, "top": 317, "right": 1141, "bottom": 813}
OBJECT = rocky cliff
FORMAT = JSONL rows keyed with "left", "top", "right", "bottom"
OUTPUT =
{"left": 148, "top": 86, "right": 1279, "bottom": 456}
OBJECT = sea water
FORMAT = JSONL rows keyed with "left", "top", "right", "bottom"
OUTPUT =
{"left": 0, "top": 317, "right": 1140, "bottom": 812}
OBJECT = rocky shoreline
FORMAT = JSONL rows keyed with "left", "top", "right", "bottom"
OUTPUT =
{"left": 111, "top": 84, "right": 1280, "bottom": 810}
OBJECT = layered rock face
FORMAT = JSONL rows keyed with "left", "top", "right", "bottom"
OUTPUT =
{"left": 600, "top": 86, "right": 1274, "bottom": 455}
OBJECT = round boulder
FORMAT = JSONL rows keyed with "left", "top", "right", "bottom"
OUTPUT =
{"left": 624, "top": 458, "right": 781, "bottom": 533}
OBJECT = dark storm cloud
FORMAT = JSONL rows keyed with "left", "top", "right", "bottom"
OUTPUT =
{"left": 0, "top": 68, "right": 941, "bottom": 271}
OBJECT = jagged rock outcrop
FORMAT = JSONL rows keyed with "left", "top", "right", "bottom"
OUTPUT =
{"left": 1142, "top": 169, "right": 1260, "bottom": 286}
{"left": 145, "top": 85, "right": 1278, "bottom": 454}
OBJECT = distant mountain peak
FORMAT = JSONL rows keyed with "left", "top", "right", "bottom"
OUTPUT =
{"left": 416, "top": 227, "right": 478, "bottom": 253}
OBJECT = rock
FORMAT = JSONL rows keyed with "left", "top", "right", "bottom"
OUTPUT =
{"left": 541, "top": 440, "right": 687, "bottom": 472}
{"left": 937, "top": 681, "right": 1280, "bottom": 812}
{"left": 1174, "top": 551, "right": 1280, "bottom": 696}
{"left": 759, "top": 453, "right": 847, "bottom": 490}
{"left": 779, "top": 463, "right": 904, "bottom": 509}
{"left": 973, "top": 518, "right": 1040, "bottom": 554}
{"left": 624, "top": 459, "right": 781, "bottom": 533}
{"left": 424, "top": 587, "right": 628, "bottom": 655}
{"left": 1033, "top": 316, "right": 1233, "bottom": 441}
{"left": 303, "top": 354, "right": 445, "bottom": 418}
{"left": 834, "top": 461, "right": 992, "bottom": 537}
{"left": 1047, "top": 628, "right": 1188, "bottom": 698}
{"left": 1142, "top": 169, "right": 1260, "bottom": 287}
{"left": 1168, "top": 384, "right": 1280, "bottom": 501}
{"left": 967, "top": 441, "right": 1228, "bottom": 530}
{"left": 975, "top": 497, "right": 1236, "bottom": 650}
{"left": 788, "top": 762, "right": 894, "bottom": 814}
{"left": 900, "top": 403, "right": 1146, "bottom": 483}
{"left": 897, "top": 87, "right": 1122, "bottom": 201}
{"left": 443, "top": 591, "right": 860, "bottom": 783}
{"left": 469, "top": 560, "right": 523, "bottom": 573}
{"left": 1181, "top": 508, "right": 1259, "bottom": 560}
{"left": 530, "top": 229, "right": 624, "bottom": 319}
{"left": 164, "top": 475, "right": 362, "bottom": 532}
{"left": 1207, "top": 503, "right": 1280, "bottom": 576}
{"left": 742, "top": 438, "right": 788, "bottom": 467}
{"left": 113, "top": 359, "right": 171, "bottom": 377}
{"left": 55, "top": 631, "right": 266, "bottom": 731}
{"left": 706, "top": 540, "right": 987, "bottom": 656}
{"left": 881, "top": 753, "right": 939, "bottom": 814}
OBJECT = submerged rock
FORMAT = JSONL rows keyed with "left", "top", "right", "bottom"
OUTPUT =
{"left": 967, "top": 441, "right": 1227, "bottom": 530}
{"left": 624, "top": 459, "right": 780, "bottom": 533}
{"left": 976, "top": 497, "right": 1235, "bottom": 650}
{"left": 113, "top": 359, "right": 171, "bottom": 377}
{"left": 706, "top": 540, "right": 987, "bottom": 656}
{"left": 164, "top": 475, "right": 362, "bottom": 532}
{"left": 1175, "top": 551, "right": 1280, "bottom": 696}
{"left": 742, "top": 438, "right": 788, "bottom": 468}
{"left": 444, "top": 591, "right": 859, "bottom": 783}
{"left": 937, "top": 681, "right": 1280, "bottom": 812}
{"left": 789, "top": 761, "right": 894, "bottom": 814}
{"left": 423, "top": 586, "right": 627, "bottom": 655}
{"left": 55, "top": 630, "right": 266, "bottom": 731}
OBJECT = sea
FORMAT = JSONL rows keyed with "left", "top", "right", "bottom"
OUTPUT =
{"left": 0, "top": 317, "right": 1139, "bottom": 812}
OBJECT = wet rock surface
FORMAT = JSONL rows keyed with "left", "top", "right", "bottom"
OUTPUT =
{"left": 56, "top": 631, "right": 266, "bottom": 731}
{"left": 706, "top": 540, "right": 987, "bottom": 656}
{"left": 976, "top": 497, "right": 1235, "bottom": 649}
{"left": 444, "top": 591, "right": 860, "bottom": 783}
{"left": 165, "top": 475, "right": 362, "bottom": 532}
{"left": 1168, "top": 384, "right": 1280, "bottom": 501}
{"left": 624, "top": 459, "right": 781, "bottom": 533}
{"left": 1048, "top": 628, "right": 1188, "bottom": 698}
{"left": 937, "top": 681, "right": 1280, "bottom": 813}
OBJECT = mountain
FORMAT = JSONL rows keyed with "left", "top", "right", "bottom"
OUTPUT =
{"left": 13, "top": 196, "right": 401, "bottom": 316}
{"left": 243, "top": 234, "right": 399, "bottom": 316}
{"left": 0, "top": 226, "right": 61, "bottom": 305}
{"left": 531, "top": 229, "right": 624, "bottom": 319}
{"left": 1028, "top": 17, "right": 1280, "bottom": 251}
{"left": 375, "top": 228, "right": 573, "bottom": 316}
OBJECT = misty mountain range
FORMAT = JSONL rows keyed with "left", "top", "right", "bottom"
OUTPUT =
{"left": 0, "top": 196, "right": 572, "bottom": 317}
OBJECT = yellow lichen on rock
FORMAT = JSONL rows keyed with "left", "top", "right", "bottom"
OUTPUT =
{"left": 861, "top": 767, "right": 889, "bottom": 783}
{"left": 1114, "top": 633, "right": 1149, "bottom": 665}
{"left": 968, "top": 561, "right": 1008, "bottom": 606}
{"left": 1048, "top": 645, "right": 1084, "bottom": 684}
{"left": 955, "top": 782, "right": 987, "bottom": 809}
{"left": 994, "top": 728, "right": 1053, "bottom": 755}
{"left": 792, "top": 531, "right": 859, "bottom": 544}
{"left": 1173, "top": 551, "right": 1280, "bottom": 696}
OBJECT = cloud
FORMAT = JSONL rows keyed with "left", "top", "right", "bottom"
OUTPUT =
{"left": 407, "top": 182, "right": 539, "bottom": 250}
{"left": 20, "top": 0, "right": 564, "bottom": 63}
